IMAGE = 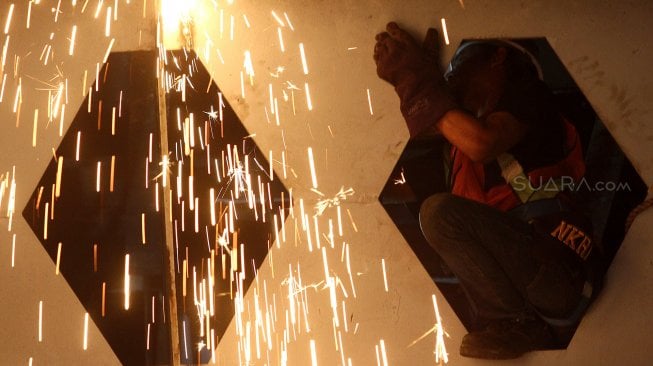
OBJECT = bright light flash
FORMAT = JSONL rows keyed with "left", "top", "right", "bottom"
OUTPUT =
{"left": 161, "top": 0, "right": 196, "bottom": 35}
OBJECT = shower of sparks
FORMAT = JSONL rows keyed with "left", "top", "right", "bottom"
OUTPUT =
{"left": 0, "top": 1, "right": 452, "bottom": 365}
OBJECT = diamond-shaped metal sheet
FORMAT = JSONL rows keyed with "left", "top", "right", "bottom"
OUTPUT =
{"left": 21, "top": 49, "right": 290, "bottom": 365}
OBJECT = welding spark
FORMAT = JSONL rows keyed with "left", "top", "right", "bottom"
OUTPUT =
{"left": 285, "top": 81, "right": 301, "bottom": 90}
{"left": 315, "top": 187, "right": 355, "bottom": 216}
{"left": 155, "top": 154, "right": 173, "bottom": 187}
{"left": 38, "top": 300, "right": 43, "bottom": 342}
{"left": 407, "top": 295, "right": 450, "bottom": 364}
{"left": 440, "top": 18, "right": 450, "bottom": 46}
{"left": 367, "top": 88, "right": 374, "bottom": 115}
{"left": 270, "top": 66, "right": 286, "bottom": 78}
{"left": 203, "top": 105, "right": 218, "bottom": 121}
{"left": 393, "top": 169, "right": 406, "bottom": 185}
{"left": 433, "top": 294, "right": 449, "bottom": 364}
{"left": 83, "top": 312, "right": 89, "bottom": 350}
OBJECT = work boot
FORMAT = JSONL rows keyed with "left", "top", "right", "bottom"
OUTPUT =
{"left": 459, "top": 316, "right": 555, "bottom": 359}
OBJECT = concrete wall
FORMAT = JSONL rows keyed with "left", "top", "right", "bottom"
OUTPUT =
{"left": 1, "top": 0, "right": 651, "bottom": 365}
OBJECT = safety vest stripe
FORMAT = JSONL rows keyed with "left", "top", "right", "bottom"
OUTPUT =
{"left": 497, "top": 153, "right": 561, "bottom": 203}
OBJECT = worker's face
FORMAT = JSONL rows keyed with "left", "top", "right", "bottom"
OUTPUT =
{"left": 445, "top": 45, "right": 501, "bottom": 115}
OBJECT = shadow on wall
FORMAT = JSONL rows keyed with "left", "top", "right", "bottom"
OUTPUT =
{"left": 378, "top": 38, "right": 648, "bottom": 349}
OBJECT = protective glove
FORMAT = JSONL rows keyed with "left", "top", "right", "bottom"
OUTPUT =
{"left": 374, "top": 22, "right": 457, "bottom": 138}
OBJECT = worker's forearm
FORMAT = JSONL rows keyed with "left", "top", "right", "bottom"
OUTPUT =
{"left": 436, "top": 109, "right": 497, "bottom": 162}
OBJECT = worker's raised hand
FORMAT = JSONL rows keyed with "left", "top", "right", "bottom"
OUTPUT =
{"left": 373, "top": 22, "right": 457, "bottom": 138}
{"left": 373, "top": 22, "right": 439, "bottom": 85}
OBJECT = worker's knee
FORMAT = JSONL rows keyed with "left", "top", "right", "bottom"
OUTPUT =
{"left": 419, "top": 193, "right": 463, "bottom": 248}
{"left": 420, "top": 193, "right": 460, "bottom": 223}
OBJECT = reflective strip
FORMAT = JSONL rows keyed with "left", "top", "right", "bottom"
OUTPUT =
{"left": 497, "top": 153, "right": 561, "bottom": 203}
{"left": 497, "top": 153, "right": 523, "bottom": 182}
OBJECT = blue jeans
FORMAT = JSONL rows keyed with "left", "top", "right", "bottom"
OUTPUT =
{"left": 419, "top": 193, "right": 586, "bottom": 324}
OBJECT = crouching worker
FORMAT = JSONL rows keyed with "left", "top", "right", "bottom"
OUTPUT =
{"left": 373, "top": 22, "right": 603, "bottom": 359}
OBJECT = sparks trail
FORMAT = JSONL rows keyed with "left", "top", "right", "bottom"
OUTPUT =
{"left": 159, "top": 39, "right": 291, "bottom": 359}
